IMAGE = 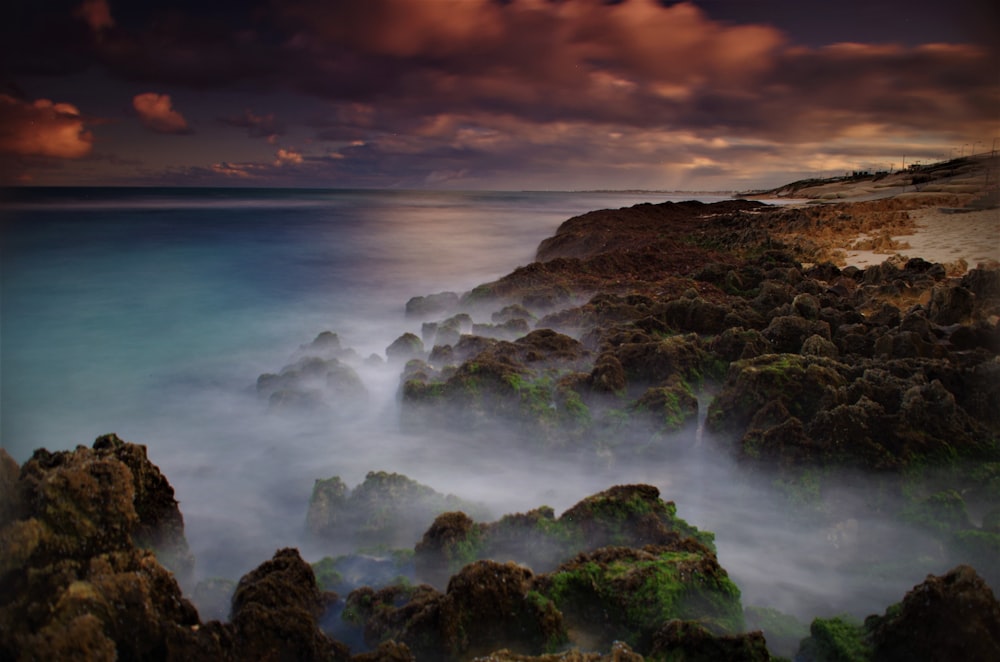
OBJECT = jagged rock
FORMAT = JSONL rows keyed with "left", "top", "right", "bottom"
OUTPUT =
{"left": 792, "top": 293, "right": 821, "bottom": 320}
{"left": 613, "top": 334, "right": 710, "bottom": 386}
{"left": 660, "top": 296, "right": 730, "bottom": 334}
{"left": 493, "top": 304, "right": 536, "bottom": 324}
{"left": 804, "top": 262, "right": 842, "bottom": 283}
{"left": 442, "top": 561, "right": 565, "bottom": 658}
{"left": 648, "top": 620, "right": 771, "bottom": 661}
{"left": 800, "top": 333, "right": 838, "bottom": 358}
{"left": 92, "top": 433, "right": 194, "bottom": 584}
{"left": 629, "top": 379, "right": 699, "bottom": 436}
{"left": 752, "top": 281, "right": 795, "bottom": 315}
{"left": 230, "top": 548, "right": 347, "bottom": 661}
{"left": 414, "top": 511, "right": 480, "bottom": 588}
{"left": 0, "top": 437, "right": 203, "bottom": 660}
{"left": 345, "top": 561, "right": 564, "bottom": 660}
{"left": 0, "top": 449, "right": 21, "bottom": 527}
{"left": 401, "top": 330, "right": 592, "bottom": 440}
{"left": 834, "top": 322, "right": 875, "bottom": 356}
{"left": 539, "top": 544, "right": 743, "bottom": 652}
{"left": 588, "top": 353, "right": 627, "bottom": 393}
{"left": 406, "top": 291, "right": 459, "bottom": 318}
{"left": 866, "top": 301, "right": 902, "bottom": 328}
{"left": 797, "top": 565, "right": 1000, "bottom": 662}
{"left": 762, "top": 316, "right": 831, "bottom": 354}
{"left": 708, "top": 354, "right": 846, "bottom": 444}
{"left": 708, "top": 327, "right": 772, "bottom": 362}
{"left": 710, "top": 352, "right": 995, "bottom": 468}
{"left": 306, "top": 472, "right": 487, "bottom": 550}
{"left": 414, "top": 485, "right": 714, "bottom": 586}
{"left": 257, "top": 355, "right": 367, "bottom": 413}
{"left": 363, "top": 487, "right": 739, "bottom": 658}
{"left": 5, "top": 435, "right": 192, "bottom": 581}
{"left": 928, "top": 283, "right": 975, "bottom": 325}
{"left": 386, "top": 333, "right": 425, "bottom": 362}
{"left": 472, "top": 318, "right": 532, "bottom": 340}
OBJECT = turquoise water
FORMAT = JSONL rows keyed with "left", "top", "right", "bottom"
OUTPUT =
{"left": 3, "top": 188, "right": 692, "bottom": 458}
{"left": 4, "top": 187, "right": 726, "bottom": 573}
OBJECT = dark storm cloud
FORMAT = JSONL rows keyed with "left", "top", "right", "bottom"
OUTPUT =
{"left": 9, "top": 0, "right": 994, "bottom": 140}
{"left": 258, "top": 0, "right": 996, "bottom": 144}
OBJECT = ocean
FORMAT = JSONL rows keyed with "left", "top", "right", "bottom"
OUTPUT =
{"left": 0, "top": 188, "right": 717, "bottom": 562}
{"left": 0, "top": 187, "right": 940, "bottom": 622}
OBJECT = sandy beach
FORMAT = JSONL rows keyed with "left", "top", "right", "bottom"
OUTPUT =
{"left": 842, "top": 206, "right": 1000, "bottom": 271}
{"left": 759, "top": 154, "right": 1000, "bottom": 274}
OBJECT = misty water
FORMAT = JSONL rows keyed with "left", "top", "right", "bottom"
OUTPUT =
{"left": 0, "top": 188, "right": 954, "bottom": 626}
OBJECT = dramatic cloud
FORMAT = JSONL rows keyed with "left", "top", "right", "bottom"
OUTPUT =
{"left": 0, "top": 95, "right": 94, "bottom": 159}
{"left": 133, "top": 93, "right": 192, "bottom": 134}
{"left": 267, "top": 0, "right": 996, "bottom": 147}
{"left": 3, "top": 0, "right": 996, "bottom": 187}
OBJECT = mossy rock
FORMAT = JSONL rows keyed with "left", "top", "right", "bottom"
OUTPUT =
{"left": 796, "top": 615, "right": 870, "bottom": 662}
{"left": 708, "top": 354, "right": 846, "bottom": 434}
{"left": 414, "top": 485, "right": 717, "bottom": 587}
{"left": 629, "top": 378, "right": 699, "bottom": 434}
{"left": 346, "top": 561, "right": 565, "bottom": 661}
{"left": 649, "top": 619, "right": 772, "bottom": 661}
{"left": 540, "top": 544, "right": 744, "bottom": 651}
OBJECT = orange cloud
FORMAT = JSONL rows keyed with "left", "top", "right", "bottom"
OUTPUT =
{"left": 274, "top": 148, "right": 304, "bottom": 166}
{"left": 75, "top": 0, "right": 115, "bottom": 33}
{"left": 133, "top": 92, "right": 192, "bottom": 134}
{"left": 0, "top": 95, "right": 94, "bottom": 159}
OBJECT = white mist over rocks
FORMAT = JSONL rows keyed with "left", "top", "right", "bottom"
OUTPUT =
{"left": 0, "top": 188, "right": 958, "bottom": 627}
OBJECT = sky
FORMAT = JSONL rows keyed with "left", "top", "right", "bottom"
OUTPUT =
{"left": 1, "top": 0, "right": 997, "bottom": 190}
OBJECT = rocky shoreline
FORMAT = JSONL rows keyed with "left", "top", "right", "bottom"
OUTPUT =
{"left": 3, "top": 170, "right": 1000, "bottom": 660}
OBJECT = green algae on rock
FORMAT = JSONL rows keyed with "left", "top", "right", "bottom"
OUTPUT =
{"left": 539, "top": 545, "right": 744, "bottom": 652}
{"left": 414, "top": 484, "right": 715, "bottom": 587}
{"left": 796, "top": 564, "right": 1000, "bottom": 662}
